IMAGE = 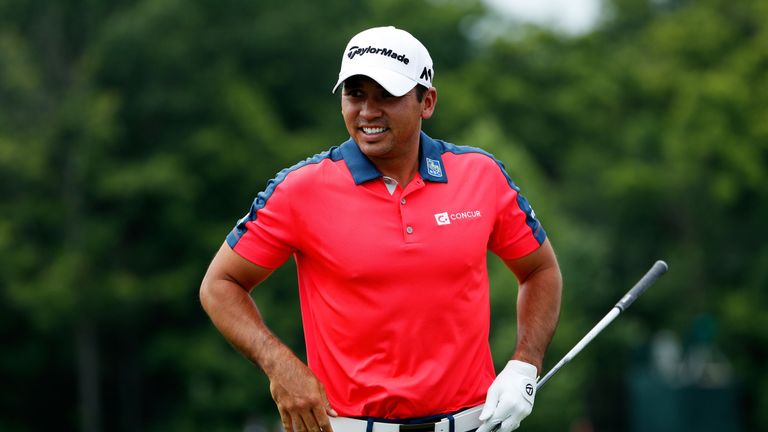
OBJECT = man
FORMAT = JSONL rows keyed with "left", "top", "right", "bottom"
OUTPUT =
{"left": 200, "top": 26, "right": 562, "bottom": 432}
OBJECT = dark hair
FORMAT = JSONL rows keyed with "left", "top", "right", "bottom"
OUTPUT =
{"left": 341, "top": 77, "right": 429, "bottom": 101}
{"left": 414, "top": 84, "right": 429, "bottom": 102}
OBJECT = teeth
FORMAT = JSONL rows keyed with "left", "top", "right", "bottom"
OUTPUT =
{"left": 362, "top": 127, "right": 386, "bottom": 134}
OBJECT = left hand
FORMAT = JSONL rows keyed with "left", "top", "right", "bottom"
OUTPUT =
{"left": 476, "top": 360, "right": 538, "bottom": 432}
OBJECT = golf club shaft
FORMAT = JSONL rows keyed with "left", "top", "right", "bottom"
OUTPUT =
{"left": 536, "top": 260, "right": 668, "bottom": 390}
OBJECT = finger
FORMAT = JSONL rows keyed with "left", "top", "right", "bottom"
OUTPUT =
{"left": 487, "top": 399, "right": 513, "bottom": 425}
{"left": 291, "top": 412, "right": 308, "bottom": 432}
{"left": 302, "top": 406, "right": 328, "bottom": 432}
{"left": 479, "top": 391, "right": 499, "bottom": 421}
{"left": 499, "top": 418, "right": 520, "bottom": 432}
{"left": 477, "top": 418, "right": 502, "bottom": 432}
{"left": 478, "top": 407, "right": 493, "bottom": 422}
{"left": 279, "top": 408, "right": 293, "bottom": 432}
{"left": 321, "top": 390, "right": 338, "bottom": 418}
{"left": 313, "top": 405, "right": 333, "bottom": 432}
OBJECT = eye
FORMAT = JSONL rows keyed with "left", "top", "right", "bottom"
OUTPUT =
{"left": 343, "top": 88, "right": 364, "bottom": 98}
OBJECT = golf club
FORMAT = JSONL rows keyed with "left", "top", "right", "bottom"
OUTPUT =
{"left": 536, "top": 260, "right": 669, "bottom": 390}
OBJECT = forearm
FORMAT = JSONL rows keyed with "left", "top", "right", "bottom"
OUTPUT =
{"left": 511, "top": 258, "right": 562, "bottom": 374}
{"left": 200, "top": 250, "right": 336, "bottom": 430}
{"left": 479, "top": 252, "right": 559, "bottom": 432}
{"left": 200, "top": 276, "right": 298, "bottom": 374}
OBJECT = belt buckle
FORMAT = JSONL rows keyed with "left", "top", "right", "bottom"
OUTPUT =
{"left": 399, "top": 423, "right": 436, "bottom": 432}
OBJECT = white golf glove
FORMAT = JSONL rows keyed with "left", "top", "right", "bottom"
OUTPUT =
{"left": 476, "top": 360, "right": 537, "bottom": 432}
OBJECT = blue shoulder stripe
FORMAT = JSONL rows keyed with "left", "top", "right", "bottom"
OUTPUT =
{"left": 226, "top": 146, "right": 343, "bottom": 247}
{"left": 437, "top": 140, "right": 547, "bottom": 245}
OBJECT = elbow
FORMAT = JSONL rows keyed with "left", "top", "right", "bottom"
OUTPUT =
{"left": 199, "top": 274, "right": 217, "bottom": 313}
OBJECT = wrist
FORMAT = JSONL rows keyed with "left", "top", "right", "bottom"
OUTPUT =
{"left": 505, "top": 359, "right": 538, "bottom": 379}
{"left": 510, "top": 355, "right": 541, "bottom": 376}
{"left": 253, "top": 333, "right": 296, "bottom": 377}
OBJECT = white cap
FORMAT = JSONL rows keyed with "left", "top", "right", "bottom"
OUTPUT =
{"left": 332, "top": 26, "right": 434, "bottom": 97}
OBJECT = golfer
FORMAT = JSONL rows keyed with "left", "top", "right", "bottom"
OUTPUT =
{"left": 200, "top": 26, "right": 562, "bottom": 432}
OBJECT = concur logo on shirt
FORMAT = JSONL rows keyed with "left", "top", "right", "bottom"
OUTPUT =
{"left": 435, "top": 210, "right": 482, "bottom": 226}
{"left": 435, "top": 212, "right": 451, "bottom": 226}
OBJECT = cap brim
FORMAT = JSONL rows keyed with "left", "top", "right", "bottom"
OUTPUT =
{"left": 332, "top": 65, "right": 417, "bottom": 97}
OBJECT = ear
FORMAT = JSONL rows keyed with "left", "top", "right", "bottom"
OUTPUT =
{"left": 421, "top": 87, "right": 437, "bottom": 120}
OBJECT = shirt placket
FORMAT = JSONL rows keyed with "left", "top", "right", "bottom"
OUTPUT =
{"left": 398, "top": 176, "right": 426, "bottom": 243}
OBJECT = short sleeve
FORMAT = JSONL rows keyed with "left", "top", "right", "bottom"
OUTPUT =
{"left": 226, "top": 177, "right": 297, "bottom": 269}
{"left": 487, "top": 164, "right": 546, "bottom": 260}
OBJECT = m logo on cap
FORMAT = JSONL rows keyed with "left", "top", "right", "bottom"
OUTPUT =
{"left": 420, "top": 67, "right": 433, "bottom": 83}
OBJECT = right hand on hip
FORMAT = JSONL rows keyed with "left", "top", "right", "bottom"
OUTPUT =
{"left": 268, "top": 356, "right": 338, "bottom": 432}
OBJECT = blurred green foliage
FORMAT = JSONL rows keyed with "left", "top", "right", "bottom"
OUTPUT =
{"left": 1, "top": 0, "right": 766, "bottom": 430}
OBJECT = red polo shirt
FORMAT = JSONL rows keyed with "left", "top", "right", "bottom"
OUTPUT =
{"left": 227, "top": 132, "right": 546, "bottom": 419}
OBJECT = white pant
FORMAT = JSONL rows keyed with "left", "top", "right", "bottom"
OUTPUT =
{"left": 329, "top": 404, "right": 484, "bottom": 432}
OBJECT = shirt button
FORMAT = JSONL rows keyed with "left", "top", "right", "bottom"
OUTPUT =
{"left": 401, "top": 198, "right": 406, "bottom": 205}
{"left": 406, "top": 226, "right": 414, "bottom": 234}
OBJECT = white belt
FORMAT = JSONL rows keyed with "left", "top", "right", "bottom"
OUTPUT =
{"left": 329, "top": 405, "right": 484, "bottom": 432}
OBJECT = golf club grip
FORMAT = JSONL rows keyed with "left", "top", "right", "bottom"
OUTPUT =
{"left": 614, "top": 260, "right": 668, "bottom": 312}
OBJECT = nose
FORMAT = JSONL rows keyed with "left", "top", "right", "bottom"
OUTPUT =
{"left": 359, "top": 97, "right": 383, "bottom": 119}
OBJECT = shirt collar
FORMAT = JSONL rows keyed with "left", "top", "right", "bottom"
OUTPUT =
{"left": 340, "top": 131, "right": 448, "bottom": 185}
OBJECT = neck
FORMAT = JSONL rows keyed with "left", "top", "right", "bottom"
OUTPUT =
{"left": 361, "top": 130, "right": 423, "bottom": 187}
{"left": 375, "top": 156, "right": 419, "bottom": 187}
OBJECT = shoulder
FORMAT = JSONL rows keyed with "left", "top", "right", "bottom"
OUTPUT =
{"left": 433, "top": 139, "right": 513, "bottom": 182}
{"left": 446, "top": 143, "right": 496, "bottom": 161}
{"left": 268, "top": 146, "right": 344, "bottom": 191}
{"left": 247, "top": 146, "right": 344, "bottom": 213}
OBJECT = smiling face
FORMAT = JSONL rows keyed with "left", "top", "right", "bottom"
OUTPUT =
{"left": 341, "top": 75, "right": 436, "bottom": 165}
